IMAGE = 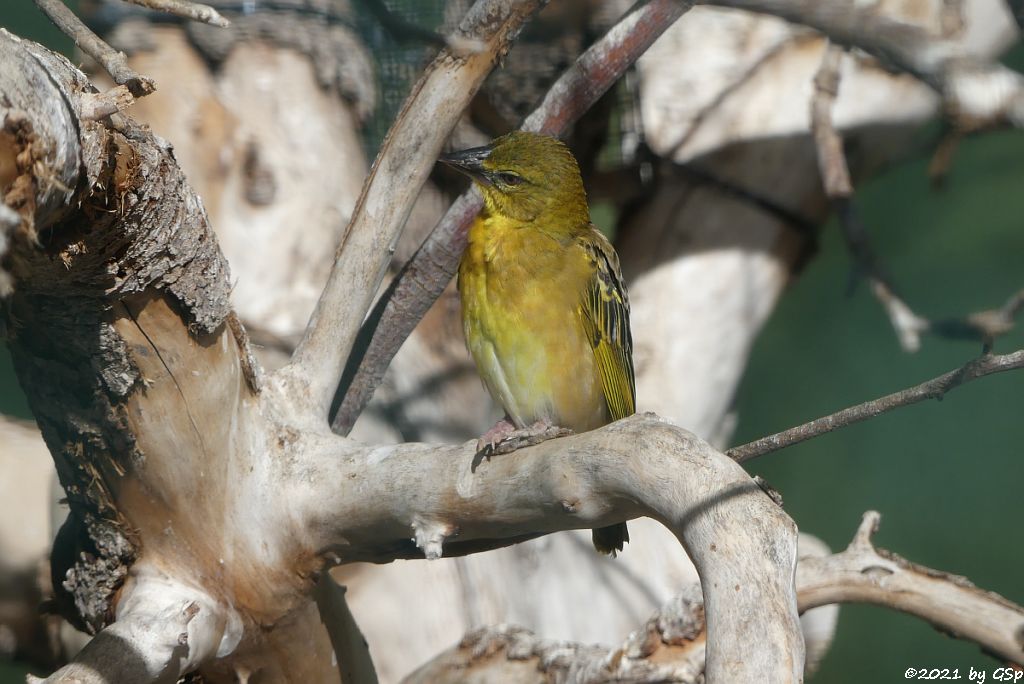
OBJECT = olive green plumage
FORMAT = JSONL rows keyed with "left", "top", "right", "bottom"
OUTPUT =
{"left": 444, "top": 131, "right": 635, "bottom": 555}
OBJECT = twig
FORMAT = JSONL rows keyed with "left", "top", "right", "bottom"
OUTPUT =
{"left": 809, "top": 43, "right": 851, "bottom": 199}
{"left": 118, "top": 0, "right": 230, "bottom": 27}
{"left": 31, "top": 0, "right": 156, "bottom": 97}
{"left": 330, "top": 0, "right": 695, "bottom": 435}
{"left": 931, "top": 289, "right": 1024, "bottom": 352}
{"left": 809, "top": 42, "right": 929, "bottom": 351}
{"left": 727, "top": 349, "right": 1024, "bottom": 463}
{"left": 806, "top": 42, "right": 1019, "bottom": 354}
{"left": 32, "top": 0, "right": 226, "bottom": 99}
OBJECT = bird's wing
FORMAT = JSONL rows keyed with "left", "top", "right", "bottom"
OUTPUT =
{"left": 578, "top": 228, "right": 636, "bottom": 422}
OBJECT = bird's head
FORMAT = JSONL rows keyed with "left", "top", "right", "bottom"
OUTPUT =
{"left": 440, "top": 132, "right": 589, "bottom": 229}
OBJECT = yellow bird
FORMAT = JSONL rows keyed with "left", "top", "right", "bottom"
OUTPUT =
{"left": 442, "top": 131, "right": 636, "bottom": 555}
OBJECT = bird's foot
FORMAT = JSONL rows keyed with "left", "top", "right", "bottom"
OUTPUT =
{"left": 476, "top": 419, "right": 517, "bottom": 454}
{"left": 475, "top": 419, "right": 574, "bottom": 458}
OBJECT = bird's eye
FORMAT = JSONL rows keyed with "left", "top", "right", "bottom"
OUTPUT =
{"left": 497, "top": 172, "right": 524, "bottom": 187}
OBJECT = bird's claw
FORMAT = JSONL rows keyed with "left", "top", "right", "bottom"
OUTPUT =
{"left": 475, "top": 420, "right": 574, "bottom": 459}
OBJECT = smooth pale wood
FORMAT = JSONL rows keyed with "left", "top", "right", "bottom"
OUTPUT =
{"left": 349, "top": 2, "right": 1018, "bottom": 680}
{"left": 281, "top": 0, "right": 548, "bottom": 417}
{"left": 405, "top": 514, "right": 1024, "bottom": 682}
{"left": 4, "top": 0, "right": 1019, "bottom": 679}
{"left": 4, "top": 22, "right": 804, "bottom": 684}
{"left": 294, "top": 413, "right": 805, "bottom": 683}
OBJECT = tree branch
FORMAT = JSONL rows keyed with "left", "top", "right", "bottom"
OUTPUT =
{"left": 331, "top": 0, "right": 695, "bottom": 434}
{"left": 727, "top": 349, "right": 1024, "bottom": 463}
{"left": 704, "top": 0, "right": 1024, "bottom": 127}
{"left": 798, "top": 511, "right": 1024, "bottom": 664}
{"left": 117, "top": 0, "right": 229, "bottom": 27}
{"left": 300, "top": 413, "right": 805, "bottom": 681}
{"left": 40, "top": 567, "right": 237, "bottom": 684}
{"left": 280, "top": 0, "right": 547, "bottom": 419}
{"left": 808, "top": 40, "right": 1019, "bottom": 353}
{"left": 30, "top": 0, "right": 155, "bottom": 97}
{"left": 809, "top": 42, "right": 929, "bottom": 351}
{"left": 404, "top": 511, "right": 1024, "bottom": 682}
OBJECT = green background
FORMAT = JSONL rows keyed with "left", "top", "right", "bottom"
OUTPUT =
{"left": 2, "top": 1, "right": 1022, "bottom": 681}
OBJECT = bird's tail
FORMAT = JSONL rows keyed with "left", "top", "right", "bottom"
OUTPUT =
{"left": 592, "top": 522, "right": 629, "bottom": 556}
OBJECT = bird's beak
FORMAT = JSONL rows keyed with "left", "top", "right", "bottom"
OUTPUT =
{"left": 439, "top": 144, "right": 493, "bottom": 186}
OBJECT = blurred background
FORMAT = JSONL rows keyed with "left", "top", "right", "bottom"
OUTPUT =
{"left": 2, "top": 0, "right": 1022, "bottom": 681}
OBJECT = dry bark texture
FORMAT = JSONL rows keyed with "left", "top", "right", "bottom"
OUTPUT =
{"left": 342, "top": 1, "right": 1020, "bottom": 679}
{"left": 4, "top": 2, "right": 811, "bottom": 679}
{"left": 1, "top": 2, "right": 808, "bottom": 681}
{"left": 405, "top": 512, "right": 1024, "bottom": 682}
{"left": 2, "top": 0, "right": 1022, "bottom": 680}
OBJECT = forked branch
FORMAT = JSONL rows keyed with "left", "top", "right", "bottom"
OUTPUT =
{"left": 31, "top": 0, "right": 155, "bottom": 97}
{"left": 809, "top": 41, "right": 1020, "bottom": 352}
{"left": 282, "top": 0, "right": 547, "bottom": 418}
{"left": 299, "top": 414, "right": 805, "bottom": 681}
{"left": 798, "top": 511, "right": 1024, "bottom": 663}
{"left": 332, "top": 0, "right": 695, "bottom": 434}
{"left": 405, "top": 512, "right": 1024, "bottom": 682}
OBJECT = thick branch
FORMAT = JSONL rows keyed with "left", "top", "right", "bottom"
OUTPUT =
{"left": 299, "top": 413, "right": 804, "bottom": 681}
{"left": 727, "top": 349, "right": 1024, "bottom": 462}
{"left": 332, "top": 0, "right": 694, "bottom": 434}
{"left": 281, "top": 0, "right": 546, "bottom": 418}
{"left": 41, "top": 567, "right": 237, "bottom": 684}
{"left": 704, "top": 0, "right": 1024, "bottom": 126}
{"left": 405, "top": 512, "right": 1024, "bottom": 682}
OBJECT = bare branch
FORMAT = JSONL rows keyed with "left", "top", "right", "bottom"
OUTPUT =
{"left": 704, "top": 0, "right": 1024, "bottom": 126}
{"left": 403, "top": 593, "right": 707, "bottom": 684}
{"left": 406, "top": 512, "right": 1024, "bottom": 682}
{"left": 809, "top": 43, "right": 851, "bottom": 199}
{"left": 281, "top": 0, "right": 547, "bottom": 418}
{"left": 931, "top": 288, "right": 1024, "bottom": 351}
{"left": 30, "top": 0, "right": 155, "bottom": 97}
{"left": 314, "top": 574, "right": 379, "bottom": 684}
{"left": 727, "top": 349, "right": 1024, "bottom": 463}
{"left": 331, "top": 0, "right": 695, "bottom": 434}
{"left": 807, "top": 40, "right": 1020, "bottom": 353}
{"left": 118, "top": 0, "right": 229, "bottom": 27}
{"left": 302, "top": 413, "right": 805, "bottom": 681}
{"left": 798, "top": 511, "right": 1024, "bottom": 665}
{"left": 809, "top": 43, "right": 929, "bottom": 351}
{"left": 42, "top": 568, "right": 237, "bottom": 684}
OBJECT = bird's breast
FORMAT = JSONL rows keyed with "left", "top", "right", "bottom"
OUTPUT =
{"left": 458, "top": 217, "right": 607, "bottom": 432}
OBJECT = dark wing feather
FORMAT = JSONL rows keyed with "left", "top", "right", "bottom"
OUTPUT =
{"left": 578, "top": 228, "right": 636, "bottom": 421}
